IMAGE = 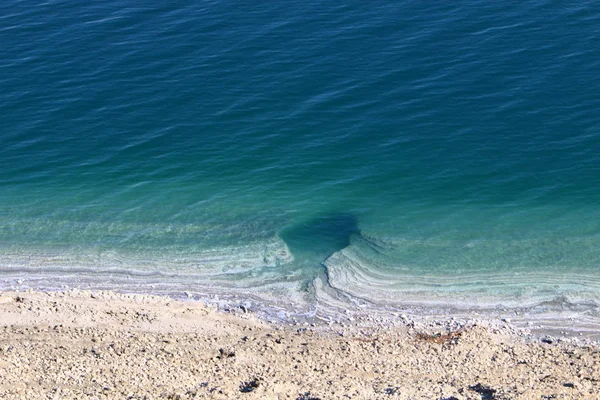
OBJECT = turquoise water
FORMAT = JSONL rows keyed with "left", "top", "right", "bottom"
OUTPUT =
{"left": 2, "top": 1, "right": 600, "bottom": 321}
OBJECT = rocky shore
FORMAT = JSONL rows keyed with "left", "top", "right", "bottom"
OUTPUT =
{"left": 0, "top": 290, "right": 598, "bottom": 399}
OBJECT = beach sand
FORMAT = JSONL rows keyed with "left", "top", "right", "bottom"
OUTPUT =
{"left": 0, "top": 290, "right": 598, "bottom": 399}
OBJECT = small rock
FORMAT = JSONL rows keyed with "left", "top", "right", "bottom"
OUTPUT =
{"left": 469, "top": 383, "right": 496, "bottom": 398}
{"left": 217, "top": 348, "right": 235, "bottom": 359}
{"left": 239, "top": 378, "right": 260, "bottom": 393}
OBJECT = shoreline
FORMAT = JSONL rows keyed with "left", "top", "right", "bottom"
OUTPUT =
{"left": 5, "top": 273, "right": 600, "bottom": 341}
{"left": 1, "top": 289, "right": 599, "bottom": 399}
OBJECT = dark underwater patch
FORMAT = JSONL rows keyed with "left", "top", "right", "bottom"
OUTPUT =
{"left": 279, "top": 212, "right": 359, "bottom": 261}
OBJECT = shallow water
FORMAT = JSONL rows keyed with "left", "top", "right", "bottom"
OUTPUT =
{"left": 2, "top": 1, "right": 600, "bottom": 328}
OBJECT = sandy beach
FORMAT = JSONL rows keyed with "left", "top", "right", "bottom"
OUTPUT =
{"left": 0, "top": 290, "right": 598, "bottom": 399}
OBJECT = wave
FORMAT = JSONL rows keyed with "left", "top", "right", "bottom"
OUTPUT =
{"left": 0, "top": 234, "right": 293, "bottom": 284}
{"left": 325, "top": 248, "right": 600, "bottom": 306}
{"left": 313, "top": 231, "right": 600, "bottom": 338}
{"left": 3, "top": 220, "right": 600, "bottom": 335}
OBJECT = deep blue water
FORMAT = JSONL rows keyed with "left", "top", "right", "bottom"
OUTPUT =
{"left": 2, "top": 1, "right": 600, "bottom": 320}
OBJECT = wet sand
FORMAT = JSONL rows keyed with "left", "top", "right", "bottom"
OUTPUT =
{"left": 0, "top": 290, "right": 599, "bottom": 399}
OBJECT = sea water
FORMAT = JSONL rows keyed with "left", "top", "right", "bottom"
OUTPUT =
{"left": 2, "top": 1, "right": 600, "bottom": 330}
